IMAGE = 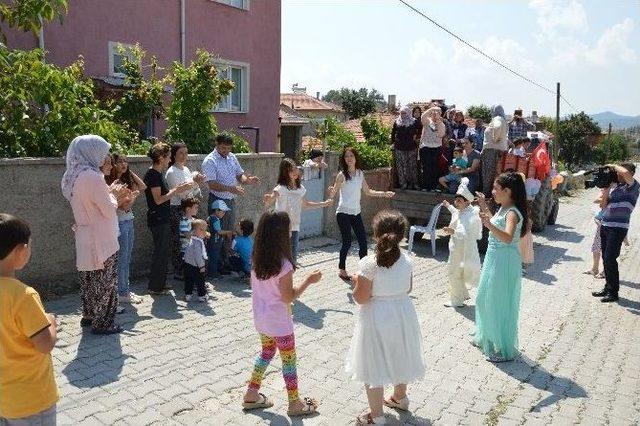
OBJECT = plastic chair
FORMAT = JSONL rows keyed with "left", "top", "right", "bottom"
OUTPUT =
{"left": 408, "top": 202, "right": 443, "bottom": 256}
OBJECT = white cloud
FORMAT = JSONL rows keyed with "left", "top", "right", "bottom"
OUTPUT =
{"left": 585, "top": 18, "right": 637, "bottom": 65}
{"left": 529, "top": 0, "right": 588, "bottom": 39}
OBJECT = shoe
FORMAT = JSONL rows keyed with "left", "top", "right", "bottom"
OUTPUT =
{"left": 116, "top": 305, "right": 125, "bottom": 314}
{"left": 149, "top": 289, "right": 170, "bottom": 296}
{"left": 444, "top": 301, "right": 465, "bottom": 307}
{"left": 80, "top": 318, "right": 93, "bottom": 327}
{"left": 197, "top": 296, "right": 207, "bottom": 302}
{"left": 601, "top": 294, "right": 619, "bottom": 303}
{"left": 592, "top": 289, "right": 607, "bottom": 297}
{"left": 185, "top": 294, "right": 193, "bottom": 302}
{"left": 163, "top": 283, "right": 173, "bottom": 290}
{"left": 91, "top": 325, "right": 123, "bottom": 335}
{"left": 421, "top": 188, "right": 428, "bottom": 192}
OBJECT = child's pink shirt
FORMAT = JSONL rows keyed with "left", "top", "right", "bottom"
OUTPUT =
{"left": 251, "top": 260, "right": 294, "bottom": 337}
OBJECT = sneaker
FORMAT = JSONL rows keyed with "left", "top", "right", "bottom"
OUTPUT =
{"left": 197, "top": 296, "right": 207, "bottom": 302}
{"left": 119, "top": 293, "right": 143, "bottom": 304}
{"left": 185, "top": 294, "right": 193, "bottom": 302}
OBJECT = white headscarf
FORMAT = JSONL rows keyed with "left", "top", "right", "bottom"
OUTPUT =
{"left": 61, "top": 135, "right": 111, "bottom": 201}
{"left": 395, "top": 106, "right": 416, "bottom": 127}
{"left": 456, "top": 177, "right": 474, "bottom": 202}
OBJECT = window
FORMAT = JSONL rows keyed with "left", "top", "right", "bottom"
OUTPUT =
{"left": 214, "top": 0, "right": 249, "bottom": 10}
{"left": 108, "top": 41, "right": 135, "bottom": 78}
{"left": 213, "top": 61, "right": 250, "bottom": 113}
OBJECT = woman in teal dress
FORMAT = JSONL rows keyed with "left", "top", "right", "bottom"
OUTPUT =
{"left": 474, "top": 172, "right": 528, "bottom": 362}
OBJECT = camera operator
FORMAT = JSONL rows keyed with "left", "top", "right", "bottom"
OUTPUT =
{"left": 592, "top": 163, "right": 639, "bottom": 303}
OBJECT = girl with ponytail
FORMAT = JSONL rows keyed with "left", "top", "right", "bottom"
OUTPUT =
{"left": 346, "top": 210, "right": 426, "bottom": 424}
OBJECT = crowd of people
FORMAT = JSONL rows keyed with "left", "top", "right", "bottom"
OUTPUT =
{"left": 1, "top": 121, "right": 638, "bottom": 423}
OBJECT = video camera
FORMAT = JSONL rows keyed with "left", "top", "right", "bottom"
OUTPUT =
{"left": 584, "top": 166, "right": 618, "bottom": 189}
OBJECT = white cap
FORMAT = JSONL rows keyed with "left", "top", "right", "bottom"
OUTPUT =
{"left": 456, "top": 177, "right": 474, "bottom": 202}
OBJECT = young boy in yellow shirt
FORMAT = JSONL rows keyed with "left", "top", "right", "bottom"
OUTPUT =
{"left": 0, "top": 214, "right": 59, "bottom": 424}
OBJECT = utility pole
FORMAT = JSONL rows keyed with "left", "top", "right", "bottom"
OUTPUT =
{"left": 555, "top": 82, "right": 560, "bottom": 162}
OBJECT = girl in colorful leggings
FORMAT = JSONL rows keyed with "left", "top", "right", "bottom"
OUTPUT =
{"left": 242, "top": 211, "right": 322, "bottom": 417}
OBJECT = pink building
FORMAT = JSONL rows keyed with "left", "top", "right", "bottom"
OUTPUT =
{"left": 4, "top": 0, "right": 281, "bottom": 152}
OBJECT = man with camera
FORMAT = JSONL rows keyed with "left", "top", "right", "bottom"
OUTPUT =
{"left": 592, "top": 163, "right": 639, "bottom": 303}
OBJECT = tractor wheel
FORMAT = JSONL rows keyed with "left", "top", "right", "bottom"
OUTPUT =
{"left": 547, "top": 198, "right": 559, "bottom": 225}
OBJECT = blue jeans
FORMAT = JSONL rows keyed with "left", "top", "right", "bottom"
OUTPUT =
{"left": 207, "top": 237, "right": 223, "bottom": 277}
{"left": 117, "top": 219, "right": 134, "bottom": 296}
{"left": 291, "top": 231, "right": 300, "bottom": 264}
{"left": 2, "top": 404, "right": 56, "bottom": 425}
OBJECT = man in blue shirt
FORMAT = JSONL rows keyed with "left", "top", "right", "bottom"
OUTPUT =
{"left": 592, "top": 163, "right": 639, "bottom": 302}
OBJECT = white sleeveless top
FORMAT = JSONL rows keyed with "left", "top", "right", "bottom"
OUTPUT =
{"left": 337, "top": 170, "right": 364, "bottom": 215}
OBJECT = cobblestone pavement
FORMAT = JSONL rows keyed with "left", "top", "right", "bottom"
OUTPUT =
{"left": 47, "top": 188, "right": 640, "bottom": 425}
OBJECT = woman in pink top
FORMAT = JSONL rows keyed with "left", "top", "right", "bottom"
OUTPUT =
{"left": 61, "top": 135, "right": 130, "bottom": 335}
{"left": 242, "top": 211, "right": 322, "bottom": 417}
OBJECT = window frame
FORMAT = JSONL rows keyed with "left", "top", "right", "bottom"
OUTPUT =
{"left": 213, "top": 0, "right": 249, "bottom": 11}
{"left": 108, "top": 41, "right": 136, "bottom": 78}
{"left": 212, "top": 59, "right": 250, "bottom": 114}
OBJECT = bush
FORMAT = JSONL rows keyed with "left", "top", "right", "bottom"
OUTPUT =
{"left": 0, "top": 46, "right": 137, "bottom": 158}
{"left": 165, "top": 49, "right": 234, "bottom": 153}
{"left": 226, "top": 131, "right": 252, "bottom": 153}
{"left": 356, "top": 142, "right": 392, "bottom": 170}
{"left": 557, "top": 112, "right": 601, "bottom": 169}
{"left": 593, "top": 134, "right": 630, "bottom": 164}
{"left": 466, "top": 105, "right": 491, "bottom": 123}
{"left": 360, "top": 116, "right": 391, "bottom": 149}
{"left": 317, "top": 116, "right": 357, "bottom": 152}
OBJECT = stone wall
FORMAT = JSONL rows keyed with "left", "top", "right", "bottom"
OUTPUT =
{"left": 0, "top": 153, "right": 283, "bottom": 297}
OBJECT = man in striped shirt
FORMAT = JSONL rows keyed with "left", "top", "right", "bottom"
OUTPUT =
{"left": 592, "top": 163, "right": 639, "bottom": 303}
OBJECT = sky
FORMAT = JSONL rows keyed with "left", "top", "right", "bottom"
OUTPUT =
{"left": 281, "top": 0, "right": 640, "bottom": 117}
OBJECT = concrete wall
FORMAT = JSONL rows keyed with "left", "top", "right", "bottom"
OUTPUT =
{"left": 322, "top": 152, "right": 393, "bottom": 239}
{"left": 0, "top": 153, "right": 283, "bottom": 297}
{"left": 2, "top": 0, "right": 281, "bottom": 151}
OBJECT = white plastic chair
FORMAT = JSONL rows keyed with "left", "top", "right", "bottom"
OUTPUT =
{"left": 408, "top": 202, "right": 443, "bottom": 256}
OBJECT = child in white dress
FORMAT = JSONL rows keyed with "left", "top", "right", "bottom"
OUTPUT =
{"left": 442, "top": 178, "right": 482, "bottom": 307}
{"left": 346, "top": 210, "right": 426, "bottom": 425}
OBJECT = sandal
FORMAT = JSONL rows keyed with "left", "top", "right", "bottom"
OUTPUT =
{"left": 287, "top": 397, "right": 318, "bottom": 417}
{"left": 384, "top": 396, "right": 409, "bottom": 411}
{"left": 595, "top": 272, "right": 605, "bottom": 279}
{"left": 242, "top": 393, "right": 273, "bottom": 410}
{"left": 356, "top": 412, "right": 387, "bottom": 424}
{"left": 582, "top": 270, "right": 597, "bottom": 276}
{"left": 338, "top": 273, "right": 353, "bottom": 283}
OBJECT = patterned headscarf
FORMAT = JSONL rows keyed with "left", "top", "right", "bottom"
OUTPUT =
{"left": 491, "top": 105, "right": 505, "bottom": 119}
{"left": 395, "top": 106, "right": 416, "bottom": 127}
{"left": 61, "top": 135, "right": 111, "bottom": 201}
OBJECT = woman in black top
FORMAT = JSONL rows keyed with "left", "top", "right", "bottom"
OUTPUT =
{"left": 391, "top": 106, "right": 421, "bottom": 190}
{"left": 143, "top": 143, "right": 191, "bottom": 295}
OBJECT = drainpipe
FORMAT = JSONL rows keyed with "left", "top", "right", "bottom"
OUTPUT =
{"left": 38, "top": 15, "right": 45, "bottom": 54}
{"left": 180, "top": 0, "right": 186, "bottom": 64}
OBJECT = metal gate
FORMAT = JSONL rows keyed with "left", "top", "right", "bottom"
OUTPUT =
{"left": 299, "top": 167, "right": 325, "bottom": 238}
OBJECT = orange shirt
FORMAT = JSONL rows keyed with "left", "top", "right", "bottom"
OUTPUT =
{"left": 0, "top": 277, "right": 59, "bottom": 418}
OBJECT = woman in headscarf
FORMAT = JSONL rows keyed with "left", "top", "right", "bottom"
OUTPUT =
{"left": 480, "top": 105, "right": 508, "bottom": 196}
{"left": 391, "top": 106, "right": 420, "bottom": 189}
{"left": 61, "top": 135, "right": 129, "bottom": 335}
{"left": 419, "top": 106, "right": 446, "bottom": 191}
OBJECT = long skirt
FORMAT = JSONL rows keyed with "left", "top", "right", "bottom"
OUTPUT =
{"left": 481, "top": 149, "right": 504, "bottom": 196}
{"left": 79, "top": 252, "right": 118, "bottom": 332}
{"left": 394, "top": 149, "right": 419, "bottom": 188}
{"left": 170, "top": 205, "right": 183, "bottom": 275}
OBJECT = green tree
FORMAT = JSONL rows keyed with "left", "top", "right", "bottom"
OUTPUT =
{"left": 0, "top": 46, "right": 136, "bottom": 157}
{"left": 165, "top": 49, "right": 235, "bottom": 153}
{"left": 322, "top": 88, "right": 385, "bottom": 119}
{"left": 360, "top": 116, "right": 391, "bottom": 149}
{"left": 110, "top": 44, "right": 165, "bottom": 139}
{"left": 0, "top": 0, "right": 67, "bottom": 42}
{"left": 466, "top": 104, "right": 491, "bottom": 123}
{"left": 538, "top": 116, "right": 557, "bottom": 134}
{"left": 557, "top": 112, "right": 602, "bottom": 169}
{"left": 317, "top": 116, "right": 357, "bottom": 152}
{"left": 593, "top": 133, "right": 630, "bottom": 164}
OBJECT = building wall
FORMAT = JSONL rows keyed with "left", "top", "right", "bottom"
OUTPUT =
{"left": 0, "top": 153, "right": 282, "bottom": 297}
{"left": 3, "top": 0, "right": 281, "bottom": 151}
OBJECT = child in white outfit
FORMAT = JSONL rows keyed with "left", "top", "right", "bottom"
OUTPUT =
{"left": 346, "top": 210, "right": 426, "bottom": 425}
{"left": 442, "top": 178, "right": 482, "bottom": 307}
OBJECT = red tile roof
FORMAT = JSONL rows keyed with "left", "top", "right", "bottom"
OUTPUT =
{"left": 343, "top": 112, "right": 402, "bottom": 142}
{"left": 280, "top": 93, "right": 344, "bottom": 113}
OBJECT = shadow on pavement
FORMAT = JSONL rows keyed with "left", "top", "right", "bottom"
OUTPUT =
{"left": 496, "top": 354, "right": 587, "bottom": 412}
{"left": 454, "top": 304, "right": 475, "bottom": 322}
{"left": 545, "top": 224, "right": 585, "bottom": 244}
{"left": 245, "top": 408, "right": 319, "bottom": 425}
{"left": 150, "top": 293, "right": 184, "bottom": 320}
{"left": 292, "top": 300, "right": 352, "bottom": 330}
{"left": 618, "top": 296, "right": 640, "bottom": 316}
{"left": 61, "top": 331, "right": 125, "bottom": 388}
{"left": 525, "top": 245, "right": 582, "bottom": 286}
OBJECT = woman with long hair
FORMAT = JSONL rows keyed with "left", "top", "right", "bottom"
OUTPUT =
{"left": 328, "top": 148, "right": 394, "bottom": 282}
{"left": 106, "top": 153, "right": 146, "bottom": 304}
{"left": 473, "top": 172, "right": 528, "bottom": 362}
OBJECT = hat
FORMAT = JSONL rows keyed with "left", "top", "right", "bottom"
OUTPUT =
{"left": 513, "top": 109, "right": 523, "bottom": 118}
{"left": 456, "top": 177, "right": 474, "bottom": 202}
{"left": 310, "top": 149, "right": 323, "bottom": 160}
{"left": 211, "top": 199, "right": 231, "bottom": 211}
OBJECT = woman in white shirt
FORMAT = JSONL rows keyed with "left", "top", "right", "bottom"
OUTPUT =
{"left": 263, "top": 158, "right": 332, "bottom": 265}
{"left": 165, "top": 143, "right": 205, "bottom": 279}
{"left": 480, "top": 105, "right": 508, "bottom": 196}
{"left": 328, "top": 148, "right": 394, "bottom": 282}
{"left": 419, "top": 106, "right": 447, "bottom": 192}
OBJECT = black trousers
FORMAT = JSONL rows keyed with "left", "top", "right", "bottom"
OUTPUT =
{"left": 148, "top": 223, "right": 171, "bottom": 292}
{"left": 336, "top": 213, "right": 367, "bottom": 270}
{"left": 601, "top": 225, "right": 628, "bottom": 296}
{"left": 184, "top": 263, "right": 206, "bottom": 297}
{"left": 419, "top": 146, "right": 440, "bottom": 191}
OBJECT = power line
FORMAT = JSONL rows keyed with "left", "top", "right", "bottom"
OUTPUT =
{"left": 398, "top": 0, "right": 579, "bottom": 111}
